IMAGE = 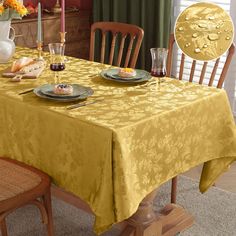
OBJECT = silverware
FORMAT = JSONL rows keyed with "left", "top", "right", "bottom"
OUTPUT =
{"left": 18, "top": 88, "right": 34, "bottom": 95}
{"left": 67, "top": 99, "right": 103, "bottom": 110}
{"left": 135, "top": 80, "right": 157, "bottom": 89}
{"left": 88, "top": 73, "right": 100, "bottom": 78}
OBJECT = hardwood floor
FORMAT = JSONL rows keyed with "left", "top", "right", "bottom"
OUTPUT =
{"left": 183, "top": 117, "right": 236, "bottom": 193}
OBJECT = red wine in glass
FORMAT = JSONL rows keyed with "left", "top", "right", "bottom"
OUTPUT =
{"left": 151, "top": 70, "right": 166, "bottom": 77}
{"left": 151, "top": 69, "right": 166, "bottom": 84}
{"left": 50, "top": 63, "right": 65, "bottom": 71}
{"left": 150, "top": 48, "right": 168, "bottom": 84}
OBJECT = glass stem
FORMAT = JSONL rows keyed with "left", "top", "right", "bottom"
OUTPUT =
{"left": 54, "top": 72, "right": 60, "bottom": 84}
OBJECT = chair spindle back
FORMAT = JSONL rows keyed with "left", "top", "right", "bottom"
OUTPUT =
{"left": 167, "top": 34, "right": 235, "bottom": 88}
{"left": 90, "top": 22, "right": 144, "bottom": 68}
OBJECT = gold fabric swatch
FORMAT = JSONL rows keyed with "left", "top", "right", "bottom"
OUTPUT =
{"left": 175, "top": 2, "right": 234, "bottom": 61}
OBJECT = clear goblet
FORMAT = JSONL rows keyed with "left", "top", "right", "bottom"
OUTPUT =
{"left": 150, "top": 48, "right": 168, "bottom": 84}
{"left": 48, "top": 43, "right": 65, "bottom": 84}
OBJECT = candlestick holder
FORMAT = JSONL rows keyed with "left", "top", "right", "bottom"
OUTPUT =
{"left": 37, "top": 41, "right": 44, "bottom": 61}
{"left": 52, "top": 0, "right": 61, "bottom": 13}
{"left": 60, "top": 32, "right": 69, "bottom": 62}
{"left": 60, "top": 32, "right": 67, "bottom": 44}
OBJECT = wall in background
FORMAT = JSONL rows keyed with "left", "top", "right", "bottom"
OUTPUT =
{"left": 23, "top": 0, "right": 92, "bottom": 10}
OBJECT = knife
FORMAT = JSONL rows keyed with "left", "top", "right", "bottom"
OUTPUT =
{"left": 67, "top": 99, "right": 103, "bottom": 110}
{"left": 18, "top": 88, "right": 34, "bottom": 95}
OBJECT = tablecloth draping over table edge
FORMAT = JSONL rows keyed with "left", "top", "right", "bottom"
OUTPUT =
{"left": 0, "top": 48, "right": 236, "bottom": 234}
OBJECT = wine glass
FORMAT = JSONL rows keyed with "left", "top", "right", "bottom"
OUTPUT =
{"left": 150, "top": 48, "right": 168, "bottom": 84}
{"left": 48, "top": 43, "right": 65, "bottom": 84}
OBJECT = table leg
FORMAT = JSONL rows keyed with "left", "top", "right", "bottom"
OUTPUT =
{"left": 52, "top": 186, "right": 194, "bottom": 236}
{"left": 120, "top": 189, "right": 194, "bottom": 236}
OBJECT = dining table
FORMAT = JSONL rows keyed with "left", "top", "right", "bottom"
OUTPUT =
{"left": 0, "top": 47, "right": 236, "bottom": 236}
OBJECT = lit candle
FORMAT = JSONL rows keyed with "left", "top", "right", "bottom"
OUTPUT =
{"left": 37, "top": 2, "right": 42, "bottom": 42}
{"left": 61, "top": 0, "right": 65, "bottom": 33}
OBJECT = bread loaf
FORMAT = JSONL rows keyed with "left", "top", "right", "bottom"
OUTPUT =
{"left": 11, "top": 57, "right": 34, "bottom": 73}
{"left": 20, "top": 60, "right": 45, "bottom": 73}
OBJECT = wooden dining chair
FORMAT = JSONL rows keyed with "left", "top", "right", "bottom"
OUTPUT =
{"left": 167, "top": 33, "right": 235, "bottom": 204}
{"left": 89, "top": 21, "right": 144, "bottom": 68}
{"left": 0, "top": 157, "right": 54, "bottom": 236}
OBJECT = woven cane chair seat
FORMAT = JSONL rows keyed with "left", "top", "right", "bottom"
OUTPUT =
{"left": 0, "top": 157, "right": 54, "bottom": 236}
{"left": 0, "top": 159, "right": 41, "bottom": 201}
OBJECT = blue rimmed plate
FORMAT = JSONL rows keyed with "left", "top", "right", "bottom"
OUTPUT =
{"left": 34, "top": 84, "right": 93, "bottom": 102}
{"left": 101, "top": 69, "right": 151, "bottom": 83}
{"left": 106, "top": 69, "right": 148, "bottom": 81}
{"left": 39, "top": 84, "right": 88, "bottom": 98}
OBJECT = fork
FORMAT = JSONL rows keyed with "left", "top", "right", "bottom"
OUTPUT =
{"left": 134, "top": 79, "right": 158, "bottom": 89}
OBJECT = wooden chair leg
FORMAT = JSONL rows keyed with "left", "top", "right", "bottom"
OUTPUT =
{"left": 0, "top": 218, "right": 8, "bottom": 236}
{"left": 42, "top": 188, "right": 54, "bottom": 236}
{"left": 171, "top": 176, "right": 177, "bottom": 204}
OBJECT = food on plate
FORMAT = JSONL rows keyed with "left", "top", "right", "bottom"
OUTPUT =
{"left": 11, "top": 57, "right": 34, "bottom": 73}
{"left": 118, "top": 68, "right": 136, "bottom": 78}
{"left": 53, "top": 84, "right": 73, "bottom": 95}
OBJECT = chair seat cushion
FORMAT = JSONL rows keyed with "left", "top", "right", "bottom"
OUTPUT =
{"left": 0, "top": 159, "right": 41, "bottom": 201}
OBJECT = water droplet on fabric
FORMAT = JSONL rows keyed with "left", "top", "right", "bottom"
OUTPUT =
{"left": 208, "top": 34, "right": 219, "bottom": 41}
{"left": 198, "top": 23, "right": 208, "bottom": 28}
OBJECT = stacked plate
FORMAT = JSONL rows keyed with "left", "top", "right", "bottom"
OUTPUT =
{"left": 101, "top": 68, "right": 151, "bottom": 83}
{"left": 33, "top": 84, "right": 94, "bottom": 102}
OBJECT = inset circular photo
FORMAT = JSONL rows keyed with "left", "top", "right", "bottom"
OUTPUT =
{"left": 174, "top": 2, "right": 234, "bottom": 61}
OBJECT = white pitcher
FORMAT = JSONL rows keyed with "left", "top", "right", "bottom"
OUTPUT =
{"left": 0, "top": 20, "right": 15, "bottom": 63}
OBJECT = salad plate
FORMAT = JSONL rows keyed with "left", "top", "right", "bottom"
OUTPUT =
{"left": 39, "top": 84, "right": 88, "bottom": 98}
{"left": 100, "top": 69, "right": 151, "bottom": 83}
{"left": 34, "top": 84, "right": 93, "bottom": 102}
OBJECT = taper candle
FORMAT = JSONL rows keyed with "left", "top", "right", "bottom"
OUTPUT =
{"left": 61, "top": 0, "right": 65, "bottom": 33}
{"left": 37, "top": 2, "right": 42, "bottom": 42}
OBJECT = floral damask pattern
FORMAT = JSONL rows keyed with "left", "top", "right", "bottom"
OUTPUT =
{"left": 0, "top": 48, "right": 236, "bottom": 234}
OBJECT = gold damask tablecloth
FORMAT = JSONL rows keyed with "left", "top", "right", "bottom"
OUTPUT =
{"left": 0, "top": 48, "right": 236, "bottom": 234}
